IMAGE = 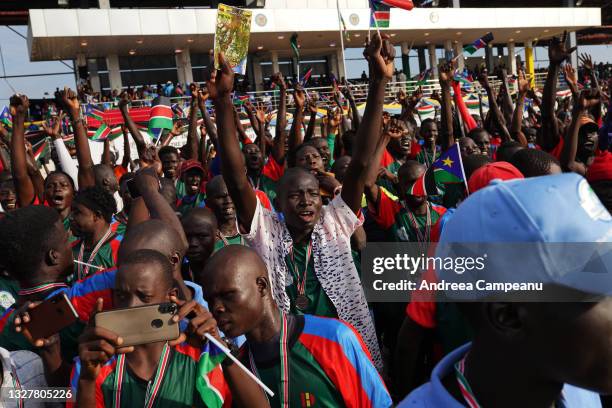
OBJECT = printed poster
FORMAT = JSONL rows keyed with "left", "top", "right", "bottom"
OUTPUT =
{"left": 214, "top": 4, "right": 252, "bottom": 75}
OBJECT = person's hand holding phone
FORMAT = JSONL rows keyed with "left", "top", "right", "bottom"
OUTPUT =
{"left": 78, "top": 298, "right": 134, "bottom": 381}
{"left": 14, "top": 301, "right": 56, "bottom": 348}
{"left": 168, "top": 296, "right": 220, "bottom": 348}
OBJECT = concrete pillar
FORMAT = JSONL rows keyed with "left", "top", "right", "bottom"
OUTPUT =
{"left": 485, "top": 45, "right": 494, "bottom": 72}
{"left": 329, "top": 52, "right": 340, "bottom": 80}
{"left": 175, "top": 49, "right": 194, "bottom": 86}
{"left": 566, "top": 0, "right": 579, "bottom": 69}
{"left": 98, "top": 0, "right": 110, "bottom": 8}
{"left": 252, "top": 57, "right": 264, "bottom": 91}
{"left": 452, "top": 0, "right": 460, "bottom": 7}
{"left": 568, "top": 32, "right": 578, "bottom": 69}
{"left": 336, "top": 49, "right": 346, "bottom": 81}
{"left": 507, "top": 42, "right": 517, "bottom": 75}
{"left": 106, "top": 54, "right": 122, "bottom": 92}
{"left": 525, "top": 40, "right": 535, "bottom": 88}
{"left": 453, "top": 41, "right": 464, "bottom": 71}
{"left": 75, "top": 53, "right": 87, "bottom": 85}
{"left": 418, "top": 47, "right": 427, "bottom": 73}
{"left": 427, "top": 44, "right": 438, "bottom": 78}
{"left": 270, "top": 51, "right": 280, "bottom": 74}
{"left": 88, "top": 59, "right": 101, "bottom": 93}
{"left": 401, "top": 41, "right": 411, "bottom": 78}
{"left": 444, "top": 40, "right": 453, "bottom": 62}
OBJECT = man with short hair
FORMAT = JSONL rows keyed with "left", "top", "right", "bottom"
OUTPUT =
{"left": 202, "top": 245, "right": 392, "bottom": 408}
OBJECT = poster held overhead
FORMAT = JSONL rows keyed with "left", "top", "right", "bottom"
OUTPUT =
{"left": 214, "top": 4, "right": 253, "bottom": 75}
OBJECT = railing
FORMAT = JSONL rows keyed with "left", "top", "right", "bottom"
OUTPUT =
{"left": 81, "top": 71, "right": 559, "bottom": 115}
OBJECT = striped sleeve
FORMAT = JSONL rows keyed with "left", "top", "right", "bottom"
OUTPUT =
{"left": 299, "top": 315, "right": 392, "bottom": 408}
{"left": 48, "top": 268, "right": 116, "bottom": 322}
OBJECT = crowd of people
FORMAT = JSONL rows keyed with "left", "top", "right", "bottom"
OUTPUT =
{"left": 0, "top": 30, "right": 610, "bottom": 407}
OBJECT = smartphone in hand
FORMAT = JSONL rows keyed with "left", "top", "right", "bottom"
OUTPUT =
{"left": 23, "top": 293, "right": 79, "bottom": 340}
{"left": 94, "top": 303, "right": 180, "bottom": 347}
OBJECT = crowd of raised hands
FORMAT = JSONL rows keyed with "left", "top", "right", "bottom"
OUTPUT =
{"left": 0, "top": 31, "right": 610, "bottom": 408}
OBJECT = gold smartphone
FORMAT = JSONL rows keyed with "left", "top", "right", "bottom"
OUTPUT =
{"left": 94, "top": 303, "right": 180, "bottom": 347}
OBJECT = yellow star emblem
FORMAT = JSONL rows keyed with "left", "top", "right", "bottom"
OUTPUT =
{"left": 442, "top": 157, "right": 454, "bottom": 167}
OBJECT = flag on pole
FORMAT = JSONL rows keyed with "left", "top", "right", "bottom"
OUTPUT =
{"left": 370, "top": 0, "right": 390, "bottom": 28}
{"left": 464, "top": 32, "right": 494, "bottom": 55}
{"left": 415, "top": 68, "right": 432, "bottom": 85}
{"left": 90, "top": 123, "right": 111, "bottom": 141}
{"left": 301, "top": 68, "right": 313, "bottom": 87}
{"left": 376, "top": 0, "right": 414, "bottom": 10}
{"left": 409, "top": 144, "right": 466, "bottom": 196}
{"left": 148, "top": 96, "right": 174, "bottom": 140}
{"left": 195, "top": 341, "right": 230, "bottom": 408}
{"left": 339, "top": 12, "right": 350, "bottom": 42}
{"left": 0, "top": 106, "right": 12, "bottom": 129}
{"left": 290, "top": 34, "right": 300, "bottom": 61}
{"left": 32, "top": 138, "right": 51, "bottom": 161}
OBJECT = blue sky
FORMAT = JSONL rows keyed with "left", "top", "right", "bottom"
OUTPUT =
{"left": 1, "top": 25, "right": 610, "bottom": 102}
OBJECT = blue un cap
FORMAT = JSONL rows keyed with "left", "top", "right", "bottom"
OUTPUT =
{"left": 435, "top": 173, "right": 612, "bottom": 299}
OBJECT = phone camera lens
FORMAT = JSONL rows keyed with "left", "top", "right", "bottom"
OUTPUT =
{"left": 151, "top": 319, "right": 163, "bottom": 329}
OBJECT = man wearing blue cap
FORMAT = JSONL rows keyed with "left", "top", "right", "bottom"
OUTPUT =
{"left": 399, "top": 173, "right": 612, "bottom": 407}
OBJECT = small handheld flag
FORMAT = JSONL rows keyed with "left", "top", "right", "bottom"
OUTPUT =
{"left": 464, "top": 32, "right": 494, "bottom": 55}
{"left": 32, "top": 138, "right": 51, "bottom": 161}
{"left": 301, "top": 68, "right": 313, "bottom": 87}
{"left": 90, "top": 123, "right": 111, "bottom": 141}
{"left": 409, "top": 143, "right": 466, "bottom": 196}
{"left": 148, "top": 96, "right": 174, "bottom": 141}
{"left": 373, "top": 0, "right": 414, "bottom": 10}
{"left": 0, "top": 106, "right": 12, "bottom": 129}
{"left": 370, "top": 0, "right": 390, "bottom": 28}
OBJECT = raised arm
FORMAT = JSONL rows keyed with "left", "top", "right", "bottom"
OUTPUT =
{"left": 510, "top": 70, "right": 530, "bottom": 146}
{"left": 304, "top": 99, "right": 318, "bottom": 143}
{"left": 342, "top": 33, "right": 395, "bottom": 213}
{"left": 62, "top": 87, "right": 96, "bottom": 189}
{"left": 563, "top": 64, "right": 579, "bottom": 102}
{"left": 438, "top": 63, "right": 455, "bottom": 150}
{"left": 579, "top": 53, "right": 602, "bottom": 123}
{"left": 198, "top": 89, "right": 218, "bottom": 146}
{"left": 120, "top": 125, "right": 132, "bottom": 169}
{"left": 497, "top": 69, "right": 515, "bottom": 127}
{"left": 117, "top": 92, "right": 148, "bottom": 158}
{"left": 208, "top": 53, "right": 258, "bottom": 230}
{"left": 288, "top": 86, "right": 306, "bottom": 165}
{"left": 271, "top": 73, "right": 288, "bottom": 164}
{"left": 184, "top": 91, "right": 200, "bottom": 161}
{"left": 342, "top": 79, "right": 361, "bottom": 129}
{"left": 9, "top": 94, "right": 37, "bottom": 207}
{"left": 254, "top": 103, "right": 268, "bottom": 155}
{"left": 561, "top": 89, "right": 599, "bottom": 176}
{"left": 101, "top": 137, "right": 112, "bottom": 166}
{"left": 134, "top": 166, "right": 190, "bottom": 298}
{"left": 478, "top": 70, "right": 512, "bottom": 142}
{"left": 540, "top": 32, "right": 576, "bottom": 150}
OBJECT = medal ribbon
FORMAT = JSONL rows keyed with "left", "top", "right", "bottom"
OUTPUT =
{"left": 113, "top": 342, "right": 171, "bottom": 408}
{"left": 454, "top": 355, "right": 482, "bottom": 408}
{"left": 248, "top": 311, "right": 289, "bottom": 407}
{"left": 77, "top": 227, "right": 113, "bottom": 280}
{"left": 18, "top": 282, "right": 68, "bottom": 296}
{"left": 11, "top": 365, "right": 23, "bottom": 408}
{"left": 289, "top": 241, "right": 313, "bottom": 299}
{"left": 406, "top": 203, "right": 431, "bottom": 244}
{"left": 218, "top": 232, "right": 245, "bottom": 248}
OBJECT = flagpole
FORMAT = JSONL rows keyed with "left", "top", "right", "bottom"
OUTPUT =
{"left": 336, "top": 0, "right": 348, "bottom": 81}
{"left": 203, "top": 333, "right": 275, "bottom": 397}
